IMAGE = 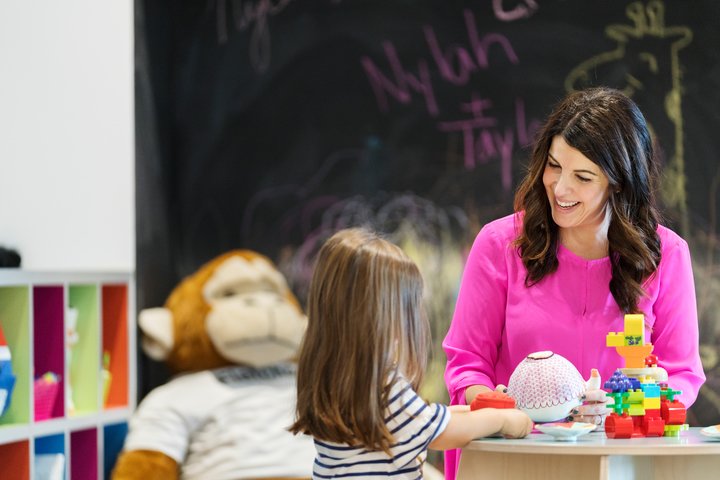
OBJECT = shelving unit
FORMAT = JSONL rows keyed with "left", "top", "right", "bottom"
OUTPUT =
{"left": 0, "top": 271, "right": 135, "bottom": 480}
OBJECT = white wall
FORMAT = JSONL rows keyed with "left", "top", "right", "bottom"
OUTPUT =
{"left": 0, "top": 1, "right": 134, "bottom": 271}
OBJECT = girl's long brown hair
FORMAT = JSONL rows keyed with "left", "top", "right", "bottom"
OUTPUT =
{"left": 514, "top": 87, "right": 661, "bottom": 313}
{"left": 290, "top": 228, "right": 429, "bottom": 453}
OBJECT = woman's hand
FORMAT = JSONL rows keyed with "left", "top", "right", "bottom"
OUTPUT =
{"left": 464, "top": 384, "right": 508, "bottom": 404}
{"left": 569, "top": 369, "right": 613, "bottom": 426}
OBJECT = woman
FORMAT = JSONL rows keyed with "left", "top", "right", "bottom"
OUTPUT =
{"left": 443, "top": 87, "right": 705, "bottom": 479}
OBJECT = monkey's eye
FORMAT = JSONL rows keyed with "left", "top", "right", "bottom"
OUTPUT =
{"left": 220, "top": 289, "right": 236, "bottom": 298}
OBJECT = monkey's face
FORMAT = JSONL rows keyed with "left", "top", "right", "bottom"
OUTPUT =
{"left": 202, "top": 256, "right": 307, "bottom": 367}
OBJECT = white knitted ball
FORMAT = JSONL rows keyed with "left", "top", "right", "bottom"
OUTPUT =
{"left": 506, "top": 351, "right": 585, "bottom": 423}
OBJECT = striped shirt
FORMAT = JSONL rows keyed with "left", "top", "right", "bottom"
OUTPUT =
{"left": 312, "top": 377, "right": 450, "bottom": 479}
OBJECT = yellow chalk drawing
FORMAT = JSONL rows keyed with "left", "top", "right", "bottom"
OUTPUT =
{"left": 565, "top": 0, "right": 692, "bottom": 235}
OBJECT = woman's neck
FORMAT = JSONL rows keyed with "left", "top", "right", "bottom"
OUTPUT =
{"left": 560, "top": 232, "right": 608, "bottom": 259}
{"left": 558, "top": 209, "right": 611, "bottom": 260}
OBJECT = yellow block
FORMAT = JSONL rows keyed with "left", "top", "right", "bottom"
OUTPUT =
{"left": 607, "top": 332, "right": 625, "bottom": 347}
{"left": 628, "top": 404, "right": 645, "bottom": 416}
{"left": 626, "top": 390, "right": 644, "bottom": 403}
{"left": 644, "top": 397, "right": 660, "bottom": 409}
{"left": 624, "top": 314, "right": 645, "bottom": 340}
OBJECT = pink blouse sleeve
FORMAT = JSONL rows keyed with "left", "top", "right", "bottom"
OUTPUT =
{"left": 443, "top": 223, "right": 509, "bottom": 406}
{"left": 651, "top": 235, "right": 706, "bottom": 407}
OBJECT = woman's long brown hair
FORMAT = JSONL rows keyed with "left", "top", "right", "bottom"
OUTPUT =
{"left": 290, "top": 228, "right": 429, "bottom": 453}
{"left": 514, "top": 87, "right": 661, "bottom": 313}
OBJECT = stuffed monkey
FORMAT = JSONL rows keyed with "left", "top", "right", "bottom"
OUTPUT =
{"left": 112, "top": 251, "right": 313, "bottom": 479}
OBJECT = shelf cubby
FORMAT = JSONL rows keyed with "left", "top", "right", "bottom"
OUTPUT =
{"left": 0, "top": 439, "right": 30, "bottom": 480}
{"left": 71, "top": 428, "right": 98, "bottom": 480}
{"left": 102, "top": 285, "right": 128, "bottom": 410}
{"left": 0, "top": 286, "right": 30, "bottom": 427}
{"left": 33, "top": 286, "right": 65, "bottom": 422}
{"left": 68, "top": 285, "right": 100, "bottom": 417}
{"left": 0, "top": 272, "right": 134, "bottom": 479}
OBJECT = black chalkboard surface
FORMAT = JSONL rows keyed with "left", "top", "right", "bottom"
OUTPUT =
{"left": 136, "top": 0, "right": 720, "bottom": 427}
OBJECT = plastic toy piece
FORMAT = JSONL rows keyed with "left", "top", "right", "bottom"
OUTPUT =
{"left": 602, "top": 314, "right": 688, "bottom": 439}
{"left": 661, "top": 400, "right": 686, "bottom": 425}
{"left": 664, "top": 424, "right": 689, "bottom": 437}
{"left": 624, "top": 314, "right": 645, "bottom": 342}
{"left": 606, "top": 332, "right": 625, "bottom": 347}
{"left": 645, "top": 354, "right": 658, "bottom": 367}
{"left": 661, "top": 387, "right": 682, "bottom": 403}
{"left": 470, "top": 390, "right": 516, "bottom": 410}
{"left": 605, "top": 413, "right": 634, "bottom": 439}
{"left": 0, "top": 325, "right": 16, "bottom": 417}
{"left": 642, "top": 416, "right": 665, "bottom": 437}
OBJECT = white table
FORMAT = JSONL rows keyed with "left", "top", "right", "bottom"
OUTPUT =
{"left": 457, "top": 427, "right": 720, "bottom": 480}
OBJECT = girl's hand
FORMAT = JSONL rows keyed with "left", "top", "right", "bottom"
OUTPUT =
{"left": 569, "top": 369, "right": 613, "bottom": 426}
{"left": 500, "top": 409, "right": 534, "bottom": 438}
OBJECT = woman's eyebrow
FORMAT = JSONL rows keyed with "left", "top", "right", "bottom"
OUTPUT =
{"left": 548, "top": 152, "right": 599, "bottom": 176}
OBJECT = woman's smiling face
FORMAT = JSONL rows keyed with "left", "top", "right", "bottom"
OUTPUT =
{"left": 542, "top": 135, "right": 611, "bottom": 234}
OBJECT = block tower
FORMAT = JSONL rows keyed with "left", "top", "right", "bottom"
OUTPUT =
{"left": 603, "top": 314, "right": 688, "bottom": 438}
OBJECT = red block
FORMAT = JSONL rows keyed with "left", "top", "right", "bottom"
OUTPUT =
{"left": 470, "top": 391, "right": 516, "bottom": 410}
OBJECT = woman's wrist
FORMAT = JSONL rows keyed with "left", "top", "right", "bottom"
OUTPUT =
{"left": 464, "top": 384, "right": 494, "bottom": 405}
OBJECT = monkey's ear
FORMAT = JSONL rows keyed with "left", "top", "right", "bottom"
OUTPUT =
{"left": 138, "top": 307, "right": 174, "bottom": 360}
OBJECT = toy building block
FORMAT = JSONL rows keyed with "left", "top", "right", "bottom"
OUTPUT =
{"left": 663, "top": 424, "right": 689, "bottom": 437}
{"left": 640, "top": 383, "right": 660, "bottom": 397}
{"left": 470, "top": 391, "right": 516, "bottom": 410}
{"left": 628, "top": 404, "right": 645, "bottom": 416}
{"left": 626, "top": 390, "right": 644, "bottom": 403}
{"left": 605, "top": 413, "right": 634, "bottom": 439}
{"left": 606, "top": 332, "right": 625, "bottom": 347}
{"left": 661, "top": 400, "right": 686, "bottom": 425}
{"left": 642, "top": 416, "right": 665, "bottom": 437}
{"left": 661, "top": 387, "right": 682, "bottom": 403}
{"left": 615, "top": 345, "right": 654, "bottom": 368}
{"left": 644, "top": 408, "right": 661, "bottom": 419}
{"left": 602, "top": 315, "right": 691, "bottom": 439}
{"left": 645, "top": 354, "right": 658, "bottom": 367}
{"left": 624, "top": 314, "right": 645, "bottom": 340}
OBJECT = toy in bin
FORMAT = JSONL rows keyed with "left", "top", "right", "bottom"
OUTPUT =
{"left": 102, "top": 351, "right": 112, "bottom": 405}
{"left": 34, "top": 372, "right": 60, "bottom": 421}
{"left": 0, "top": 324, "right": 16, "bottom": 417}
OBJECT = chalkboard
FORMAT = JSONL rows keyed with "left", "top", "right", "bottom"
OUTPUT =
{"left": 136, "top": 0, "right": 720, "bottom": 427}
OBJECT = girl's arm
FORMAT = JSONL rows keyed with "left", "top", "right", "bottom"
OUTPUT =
{"left": 428, "top": 408, "right": 533, "bottom": 451}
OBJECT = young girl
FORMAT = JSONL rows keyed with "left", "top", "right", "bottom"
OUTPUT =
{"left": 290, "top": 228, "right": 533, "bottom": 478}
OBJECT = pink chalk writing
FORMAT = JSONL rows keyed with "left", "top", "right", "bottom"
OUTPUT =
{"left": 361, "top": 9, "right": 537, "bottom": 192}
{"left": 438, "top": 97, "right": 539, "bottom": 191}
{"left": 362, "top": 9, "right": 518, "bottom": 117}
{"left": 361, "top": 43, "right": 439, "bottom": 116}
{"left": 492, "top": 0, "right": 539, "bottom": 22}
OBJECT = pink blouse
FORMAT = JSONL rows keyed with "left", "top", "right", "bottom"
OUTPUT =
{"left": 442, "top": 213, "right": 705, "bottom": 480}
